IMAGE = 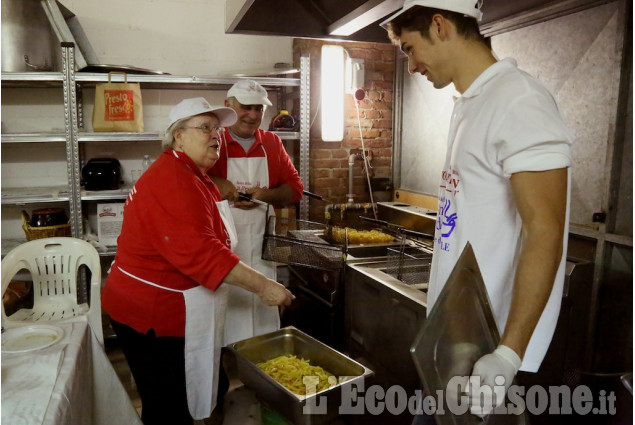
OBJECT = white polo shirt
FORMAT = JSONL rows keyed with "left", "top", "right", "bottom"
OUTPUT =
{"left": 427, "top": 58, "right": 573, "bottom": 372}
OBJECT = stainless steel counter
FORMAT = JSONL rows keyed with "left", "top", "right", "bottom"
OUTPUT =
{"left": 346, "top": 259, "right": 428, "bottom": 308}
{"left": 344, "top": 258, "right": 429, "bottom": 425}
{"left": 376, "top": 201, "right": 437, "bottom": 235}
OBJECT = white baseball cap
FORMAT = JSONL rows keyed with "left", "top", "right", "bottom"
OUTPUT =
{"left": 227, "top": 79, "right": 273, "bottom": 107}
{"left": 381, "top": 0, "right": 483, "bottom": 27}
{"left": 167, "top": 97, "right": 237, "bottom": 130}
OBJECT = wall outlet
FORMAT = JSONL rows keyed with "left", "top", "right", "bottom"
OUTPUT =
{"left": 346, "top": 58, "right": 365, "bottom": 94}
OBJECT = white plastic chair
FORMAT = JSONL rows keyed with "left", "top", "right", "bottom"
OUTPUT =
{"left": 1, "top": 237, "right": 104, "bottom": 345}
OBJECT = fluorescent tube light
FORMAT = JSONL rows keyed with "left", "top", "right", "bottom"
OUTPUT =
{"left": 321, "top": 45, "right": 344, "bottom": 142}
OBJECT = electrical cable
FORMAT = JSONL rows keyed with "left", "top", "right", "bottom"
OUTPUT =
{"left": 309, "top": 95, "right": 321, "bottom": 130}
{"left": 354, "top": 90, "right": 378, "bottom": 219}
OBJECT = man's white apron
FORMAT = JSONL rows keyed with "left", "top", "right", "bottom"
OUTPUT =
{"left": 224, "top": 144, "right": 280, "bottom": 345}
{"left": 118, "top": 200, "right": 237, "bottom": 420}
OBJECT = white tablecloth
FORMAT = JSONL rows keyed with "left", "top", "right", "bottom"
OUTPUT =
{"left": 2, "top": 321, "right": 142, "bottom": 425}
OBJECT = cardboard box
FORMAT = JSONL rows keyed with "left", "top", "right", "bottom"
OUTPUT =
{"left": 97, "top": 203, "right": 125, "bottom": 246}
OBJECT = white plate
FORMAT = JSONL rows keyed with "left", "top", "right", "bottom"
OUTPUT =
{"left": 2, "top": 325, "right": 65, "bottom": 353}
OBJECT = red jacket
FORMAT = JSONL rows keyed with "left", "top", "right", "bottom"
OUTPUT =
{"left": 208, "top": 129, "right": 303, "bottom": 203}
{"left": 102, "top": 149, "right": 240, "bottom": 337}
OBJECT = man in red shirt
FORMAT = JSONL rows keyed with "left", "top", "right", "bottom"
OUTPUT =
{"left": 208, "top": 79, "right": 303, "bottom": 345}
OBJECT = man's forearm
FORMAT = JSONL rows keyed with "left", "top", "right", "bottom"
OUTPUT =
{"left": 256, "top": 184, "right": 296, "bottom": 206}
{"left": 501, "top": 229, "right": 563, "bottom": 358}
{"left": 503, "top": 168, "right": 568, "bottom": 359}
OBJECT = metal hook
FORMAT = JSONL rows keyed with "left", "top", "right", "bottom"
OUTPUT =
{"left": 23, "top": 55, "right": 52, "bottom": 72}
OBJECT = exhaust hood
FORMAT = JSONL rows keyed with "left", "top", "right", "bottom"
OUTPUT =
{"left": 1, "top": 0, "right": 98, "bottom": 72}
{"left": 226, "top": 0, "right": 399, "bottom": 43}
{"left": 225, "top": 0, "right": 604, "bottom": 42}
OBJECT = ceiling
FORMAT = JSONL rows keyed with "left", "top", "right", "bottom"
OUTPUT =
{"left": 225, "top": 0, "right": 563, "bottom": 43}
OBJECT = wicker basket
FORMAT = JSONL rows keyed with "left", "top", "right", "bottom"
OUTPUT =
{"left": 21, "top": 210, "right": 71, "bottom": 241}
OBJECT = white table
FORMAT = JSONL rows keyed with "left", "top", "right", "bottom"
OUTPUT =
{"left": 2, "top": 320, "right": 142, "bottom": 425}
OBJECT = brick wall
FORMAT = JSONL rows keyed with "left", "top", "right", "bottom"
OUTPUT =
{"left": 293, "top": 39, "right": 396, "bottom": 222}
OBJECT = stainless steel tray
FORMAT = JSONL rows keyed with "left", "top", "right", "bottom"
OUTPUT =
{"left": 410, "top": 243, "right": 528, "bottom": 424}
{"left": 226, "top": 326, "right": 373, "bottom": 425}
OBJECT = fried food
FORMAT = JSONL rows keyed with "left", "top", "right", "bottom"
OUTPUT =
{"left": 327, "top": 227, "right": 394, "bottom": 244}
{"left": 257, "top": 354, "right": 335, "bottom": 395}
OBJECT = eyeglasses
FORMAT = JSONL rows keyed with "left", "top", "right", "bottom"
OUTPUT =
{"left": 239, "top": 104, "right": 264, "bottom": 113}
{"left": 183, "top": 124, "right": 224, "bottom": 134}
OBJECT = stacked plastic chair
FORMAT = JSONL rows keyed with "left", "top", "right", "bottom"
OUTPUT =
{"left": 1, "top": 237, "right": 103, "bottom": 345}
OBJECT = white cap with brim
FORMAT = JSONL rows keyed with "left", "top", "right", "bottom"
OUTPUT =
{"left": 381, "top": 0, "right": 483, "bottom": 28}
{"left": 227, "top": 79, "right": 273, "bottom": 107}
{"left": 167, "top": 97, "right": 237, "bottom": 131}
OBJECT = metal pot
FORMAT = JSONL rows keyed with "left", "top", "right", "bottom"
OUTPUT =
{"left": 1, "top": 0, "right": 61, "bottom": 72}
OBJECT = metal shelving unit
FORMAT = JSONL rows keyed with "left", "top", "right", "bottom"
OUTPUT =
{"left": 1, "top": 186, "right": 70, "bottom": 205}
{"left": 74, "top": 73, "right": 302, "bottom": 89}
{"left": 75, "top": 131, "right": 300, "bottom": 143}
{"left": 1, "top": 134, "right": 67, "bottom": 144}
{"left": 0, "top": 72, "right": 65, "bottom": 86}
{"left": 1, "top": 44, "right": 311, "bottom": 255}
{"left": 1, "top": 44, "right": 77, "bottom": 254}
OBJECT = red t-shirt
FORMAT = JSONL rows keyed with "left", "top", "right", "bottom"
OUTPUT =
{"left": 102, "top": 149, "right": 240, "bottom": 337}
{"left": 208, "top": 129, "right": 303, "bottom": 203}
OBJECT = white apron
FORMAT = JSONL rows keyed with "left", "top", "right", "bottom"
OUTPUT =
{"left": 118, "top": 200, "right": 237, "bottom": 420}
{"left": 224, "top": 144, "right": 280, "bottom": 345}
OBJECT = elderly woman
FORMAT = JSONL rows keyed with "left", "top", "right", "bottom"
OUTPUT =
{"left": 102, "top": 97, "right": 294, "bottom": 425}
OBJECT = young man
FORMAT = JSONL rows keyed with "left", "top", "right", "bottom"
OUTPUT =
{"left": 383, "top": 0, "right": 572, "bottom": 420}
{"left": 208, "top": 79, "right": 303, "bottom": 346}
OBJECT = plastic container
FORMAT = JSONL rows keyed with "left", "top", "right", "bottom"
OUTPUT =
{"left": 142, "top": 155, "right": 153, "bottom": 172}
{"left": 29, "top": 207, "right": 68, "bottom": 227}
{"left": 268, "top": 110, "right": 296, "bottom": 131}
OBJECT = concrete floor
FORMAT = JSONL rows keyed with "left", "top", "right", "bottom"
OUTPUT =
{"left": 106, "top": 341, "right": 263, "bottom": 424}
{"left": 106, "top": 339, "right": 349, "bottom": 425}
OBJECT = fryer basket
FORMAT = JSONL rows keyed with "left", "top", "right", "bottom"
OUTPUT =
{"left": 385, "top": 244, "right": 432, "bottom": 285}
{"left": 262, "top": 216, "right": 346, "bottom": 271}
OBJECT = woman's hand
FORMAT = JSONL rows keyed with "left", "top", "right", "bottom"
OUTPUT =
{"left": 224, "top": 261, "right": 295, "bottom": 308}
{"left": 258, "top": 279, "right": 295, "bottom": 306}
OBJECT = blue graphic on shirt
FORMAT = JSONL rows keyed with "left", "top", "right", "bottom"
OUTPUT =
{"left": 440, "top": 199, "right": 457, "bottom": 237}
{"left": 437, "top": 167, "right": 460, "bottom": 253}
{"left": 436, "top": 198, "right": 457, "bottom": 237}
{"left": 436, "top": 197, "right": 457, "bottom": 252}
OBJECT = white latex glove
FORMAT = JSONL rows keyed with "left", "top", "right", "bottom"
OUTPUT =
{"left": 445, "top": 343, "right": 480, "bottom": 412}
{"left": 466, "top": 345, "right": 522, "bottom": 417}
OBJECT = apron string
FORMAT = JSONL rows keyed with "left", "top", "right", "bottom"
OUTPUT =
{"left": 117, "top": 266, "right": 185, "bottom": 293}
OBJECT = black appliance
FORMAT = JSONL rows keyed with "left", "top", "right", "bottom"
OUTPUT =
{"left": 82, "top": 158, "right": 123, "bottom": 190}
{"left": 280, "top": 264, "right": 345, "bottom": 351}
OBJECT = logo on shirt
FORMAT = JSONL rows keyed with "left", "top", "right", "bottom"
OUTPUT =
{"left": 436, "top": 167, "right": 460, "bottom": 252}
{"left": 441, "top": 167, "right": 460, "bottom": 196}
